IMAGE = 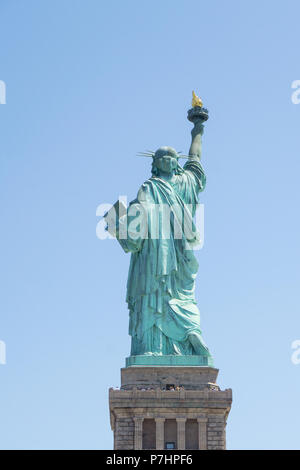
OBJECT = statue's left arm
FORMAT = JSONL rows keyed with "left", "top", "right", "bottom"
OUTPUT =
{"left": 183, "top": 120, "right": 206, "bottom": 193}
{"left": 114, "top": 182, "right": 153, "bottom": 254}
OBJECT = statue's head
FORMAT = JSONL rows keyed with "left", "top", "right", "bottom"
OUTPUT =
{"left": 151, "top": 146, "right": 182, "bottom": 176}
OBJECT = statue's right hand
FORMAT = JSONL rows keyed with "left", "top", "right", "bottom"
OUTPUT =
{"left": 191, "top": 121, "right": 204, "bottom": 138}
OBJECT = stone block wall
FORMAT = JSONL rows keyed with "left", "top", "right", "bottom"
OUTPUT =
{"left": 114, "top": 417, "right": 134, "bottom": 450}
{"left": 207, "top": 414, "right": 226, "bottom": 450}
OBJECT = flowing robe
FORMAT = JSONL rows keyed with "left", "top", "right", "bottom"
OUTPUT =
{"left": 117, "top": 159, "right": 209, "bottom": 356}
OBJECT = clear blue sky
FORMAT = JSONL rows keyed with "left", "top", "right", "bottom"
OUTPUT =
{"left": 0, "top": 0, "right": 300, "bottom": 450}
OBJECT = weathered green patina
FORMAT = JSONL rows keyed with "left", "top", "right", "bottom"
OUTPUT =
{"left": 109, "top": 101, "right": 213, "bottom": 367}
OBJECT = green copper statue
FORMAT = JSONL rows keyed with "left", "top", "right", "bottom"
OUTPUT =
{"left": 106, "top": 92, "right": 213, "bottom": 367}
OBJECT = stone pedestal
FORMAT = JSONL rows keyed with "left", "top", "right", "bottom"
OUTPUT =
{"left": 109, "top": 366, "right": 232, "bottom": 450}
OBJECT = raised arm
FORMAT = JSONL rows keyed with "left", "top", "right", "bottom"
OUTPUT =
{"left": 183, "top": 114, "right": 207, "bottom": 193}
{"left": 188, "top": 120, "right": 204, "bottom": 161}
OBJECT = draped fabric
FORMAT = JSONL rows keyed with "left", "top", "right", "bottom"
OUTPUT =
{"left": 117, "top": 159, "right": 209, "bottom": 356}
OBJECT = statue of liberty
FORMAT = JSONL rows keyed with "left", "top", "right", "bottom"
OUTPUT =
{"left": 105, "top": 93, "right": 213, "bottom": 366}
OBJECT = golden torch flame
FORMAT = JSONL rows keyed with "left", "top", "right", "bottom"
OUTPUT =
{"left": 192, "top": 90, "right": 203, "bottom": 108}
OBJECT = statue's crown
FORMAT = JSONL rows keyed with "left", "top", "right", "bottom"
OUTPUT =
{"left": 137, "top": 147, "right": 189, "bottom": 159}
